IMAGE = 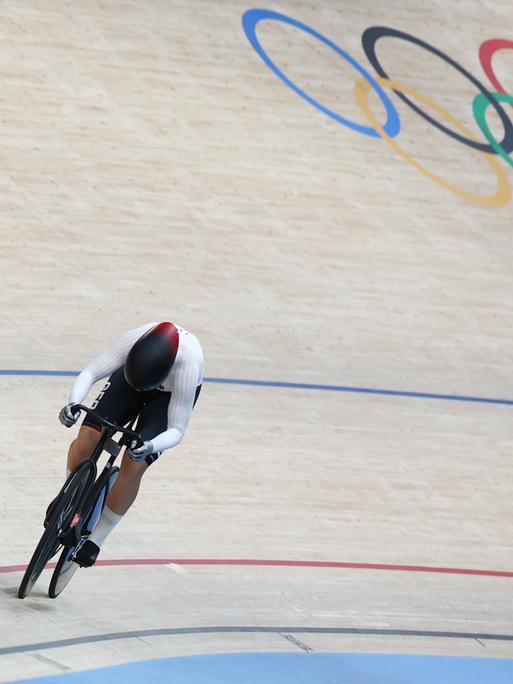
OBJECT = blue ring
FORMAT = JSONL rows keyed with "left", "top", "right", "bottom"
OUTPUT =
{"left": 242, "top": 8, "right": 400, "bottom": 138}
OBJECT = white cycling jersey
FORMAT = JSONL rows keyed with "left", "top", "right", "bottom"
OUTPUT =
{"left": 69, "top": 322, "right": 204, "bottom": 453}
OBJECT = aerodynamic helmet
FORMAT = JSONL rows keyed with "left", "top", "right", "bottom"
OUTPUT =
{"left": 124, "top": 322, "right": 179, "bottom": 391}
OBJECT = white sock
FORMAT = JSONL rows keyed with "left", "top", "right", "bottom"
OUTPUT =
{"left": 88, "top": 506, "right": 123, "bottom": 548}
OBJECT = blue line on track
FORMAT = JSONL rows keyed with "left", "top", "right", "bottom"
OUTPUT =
{"left": 14, "top": 652, "right": 513, "bottom": 684}
{"left": 1, "top": 370, "right": 512, "bottom": 406}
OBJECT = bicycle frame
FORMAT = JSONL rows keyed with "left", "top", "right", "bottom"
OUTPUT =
{"left": 58, "top": 405, "right": 143, "bottom": 548}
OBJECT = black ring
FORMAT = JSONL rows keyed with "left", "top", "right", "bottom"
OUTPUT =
{"left": 361, "top": 26, "right": 513, "bottom": 154}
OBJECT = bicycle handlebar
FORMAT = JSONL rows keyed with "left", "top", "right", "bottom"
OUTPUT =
{"left": 72, "top": 404, "right": 144, "bottom": 448}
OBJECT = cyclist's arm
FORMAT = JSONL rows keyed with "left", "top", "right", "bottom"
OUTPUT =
{"left": 69, "top": 322, "right": 155, "bottom": 404}
{"left": 150, "top": 362, "right": 199, "bottom": 453}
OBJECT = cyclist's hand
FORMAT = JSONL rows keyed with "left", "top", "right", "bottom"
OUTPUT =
{"left": 129, "top": 440, "right": 154, "bottom": 461}
{"left": 59, "top": 403, "right": 79, "bottom": 428}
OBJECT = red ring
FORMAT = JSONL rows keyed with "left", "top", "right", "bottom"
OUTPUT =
{"left": 479, "top": 39, "right": 513, "bottom": 107}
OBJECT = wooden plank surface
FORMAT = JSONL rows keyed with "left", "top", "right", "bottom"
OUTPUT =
{"left": 0, "top": 0, "right": 512, "bottom": 679}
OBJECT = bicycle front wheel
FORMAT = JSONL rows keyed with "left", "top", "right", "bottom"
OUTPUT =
{"left": 48, "top": 545, "right": 79, "bottom": 598}
{"left": 18, "top": 462, "right": 94, "bottom": 599}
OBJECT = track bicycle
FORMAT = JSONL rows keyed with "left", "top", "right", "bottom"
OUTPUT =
{"left": 18, "top": 405, "right": 142, "bottom": 599}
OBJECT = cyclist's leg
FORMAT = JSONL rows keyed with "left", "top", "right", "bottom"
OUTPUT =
{"left": 83, "top": 387, "right": 201, "bottom": 564}
{"left": 85, "top": 391, "right": 171, "bottom": 560}
{"left": 103, "top": 385, "right": 202, "bottom": 514}
{"left": 105, "top": 391, "right": 172, "bottom": 514}
{"left": 66, "top": 367, "right": 142, "bottom": 472}
{"left": 67, "top": 426, "right": 102, "bottom": 473}
{"left": 104, "top": 452, "right": 148, "bottom": 515}
{"left": 71, "top": 371, "right": 144, "bottom": 566}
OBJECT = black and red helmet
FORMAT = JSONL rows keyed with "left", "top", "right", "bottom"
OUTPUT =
{"left": 124, "top": 322, "right": 179, "bottom": 391}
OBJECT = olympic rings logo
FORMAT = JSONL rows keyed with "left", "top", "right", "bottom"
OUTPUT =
{"left": 242, "top": 9, "right": 513, "bottom": 208}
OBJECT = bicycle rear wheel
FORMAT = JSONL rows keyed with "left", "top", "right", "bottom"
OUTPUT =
{"left": 18, "top": 462, "right": 94, "bottom": 599}
{"left": 49, "top": 467, "right": 119, "bottom": 598}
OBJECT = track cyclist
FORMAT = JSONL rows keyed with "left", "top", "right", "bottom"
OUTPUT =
{"left": 58, "top": 322, "right": 204, "bottom": 567}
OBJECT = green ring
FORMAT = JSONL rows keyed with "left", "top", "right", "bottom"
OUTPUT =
{"left": 473, "top": 91, "right": 513, "bottom": 169}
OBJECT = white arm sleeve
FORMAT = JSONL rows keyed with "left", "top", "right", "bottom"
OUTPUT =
{"left": 150, "top": 358, "right": 199, "bottom": 453}
{"left": 69, "top": 323, "right": 155, "bottom": 404}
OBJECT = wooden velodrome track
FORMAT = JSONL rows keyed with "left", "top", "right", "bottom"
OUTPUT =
{"left": 1, "top": 0, "right": 513, "bottom": 681}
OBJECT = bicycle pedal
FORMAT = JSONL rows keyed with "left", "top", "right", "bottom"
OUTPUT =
{"left": 72, "top": 539, "right": 99, "bottom": 568}
{"left": 71, "top": 555, "right": 87, "bottom": 568}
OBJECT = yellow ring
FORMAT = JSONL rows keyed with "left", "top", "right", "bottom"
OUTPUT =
{"left": 354, "top": 77, "right": 511, "bottom": 208}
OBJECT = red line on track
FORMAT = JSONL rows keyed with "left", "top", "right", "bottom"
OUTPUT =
{"left": 2, "top": 558, "right": 513, "bottom": 577}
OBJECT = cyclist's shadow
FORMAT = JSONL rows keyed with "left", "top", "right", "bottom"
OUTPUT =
{"left": 2, "top": 584, "right": 54, "bottom": 607}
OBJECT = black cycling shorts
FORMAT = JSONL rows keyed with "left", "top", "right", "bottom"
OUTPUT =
{"left": 82, "top": 366, "right": 202, "bottom": 466}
